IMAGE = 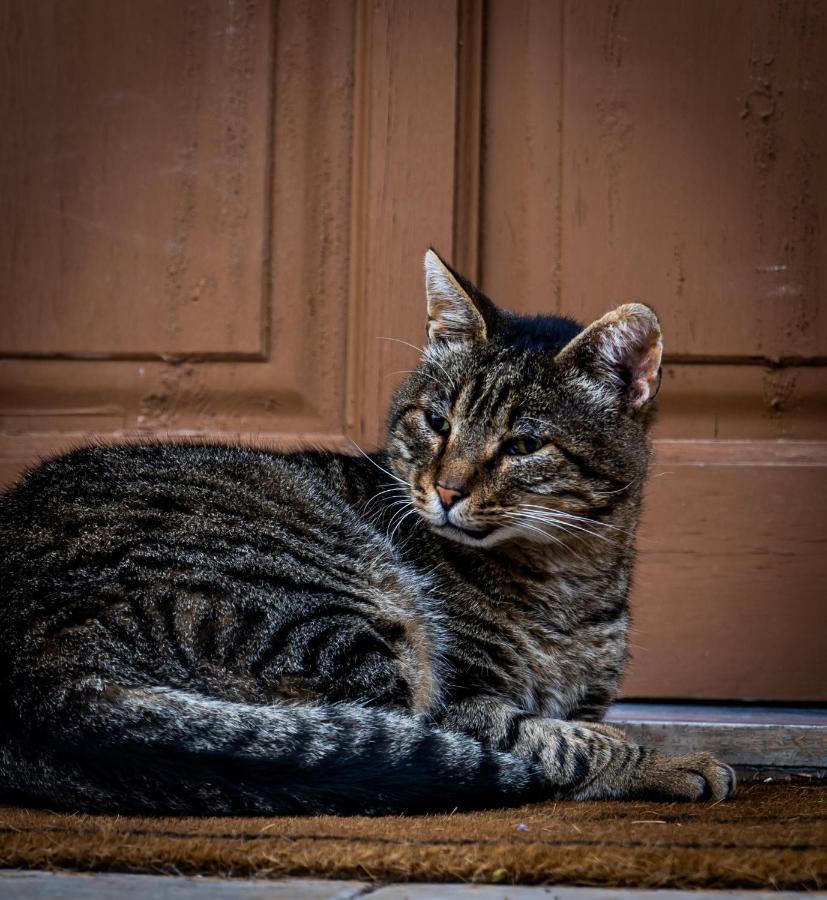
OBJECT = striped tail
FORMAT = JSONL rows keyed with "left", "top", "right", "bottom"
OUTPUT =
{"left": 0, "top": 684, "right": 545, "bottom": 815}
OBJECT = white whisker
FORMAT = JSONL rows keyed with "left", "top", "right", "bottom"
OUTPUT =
{"left": 592, "top": 479, "right": 638, "bottom": 496}
{"left": 512, "top": 511, "right": 590, "bottom": 543}
{"left": 501, "top": 514, "right": 567, "bottom": 549}
{"left": 384, "top": 496, "right": 416, "bottom": 530}
{"left": 385, "top": 498, "right": 414, "bottom": 517}
{"left": 362, "top": 483, "right": 409, "bottom": 512}
{"left": 388, "top": 506, "right": 420, "bottom": 544}
{"left": 521, "top": 504, "right": 633, "bottom": 537}
{"left": 348, "top": 439, "right": 408, "bottom": 486}
{"left": 504, "top": 514, "right": 594, "bottom": 563}
{"left": 516, "top": 509, "right": 616, "bottom": 544}
{"left": 377, "top": 335, "right": 425, "bottom": 356}
{"left": 516, "top": 512, "right": 584, "bottom": 540}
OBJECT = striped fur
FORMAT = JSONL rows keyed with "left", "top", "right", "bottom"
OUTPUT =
{"left": 0, "top": 251, "right": 734, "bottom": 814}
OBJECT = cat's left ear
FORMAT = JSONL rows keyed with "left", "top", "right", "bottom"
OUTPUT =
{"left": 424, "top": 249, "right": 495, "bottom": 346}
{"left": 555, "top": 303, "right": 663, "bottom": 409}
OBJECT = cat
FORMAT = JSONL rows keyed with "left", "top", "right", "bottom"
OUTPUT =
{"left": 0, "top": 249, "right": 734, "bottom": 815}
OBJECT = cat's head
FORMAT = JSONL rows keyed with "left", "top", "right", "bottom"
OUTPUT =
{"left": 384, "top": 249, "right": 663, "bottom": 549}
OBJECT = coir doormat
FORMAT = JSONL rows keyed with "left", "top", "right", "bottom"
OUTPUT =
{"left": 0, "top": 783, "right": 824, "bottom": 891}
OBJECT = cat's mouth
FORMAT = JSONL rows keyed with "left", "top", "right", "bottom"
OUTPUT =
{"left": 441, "top": 522, "right": 495, "bottom": 540}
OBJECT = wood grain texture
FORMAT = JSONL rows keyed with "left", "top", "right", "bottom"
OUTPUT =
{"left": 614, "top": 722, "right": 826, "bottom": 768}
{"left": 0, "top": 0, "right": 272, "bottom": 357}
{"left": 560, "top": 0, "right": 824, "bottom": 361}
{"left": 0, "top": 0, "right": 355, "bottom": 438}
{"left": 477, "top": 0, "right": 827, "bottom": 361}
{"left": 479, "top": 0, "right": 564, "bottom": 312}
{"left": 346, "top": 0, "right": 459, "bottom": 446}
{"left": 653, "top": 365, "right": 827, "bottom": 441}
{"left": 623, "top": 441, "right": 827, "bottom": 701}
{"left": 452, "top": 0, "right": 485, "bottom": 282}
{"left": 609, "top": 702, "right": 827, "bottom": 725}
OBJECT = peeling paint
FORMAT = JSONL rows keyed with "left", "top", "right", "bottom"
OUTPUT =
{"left": 138, "top": 364, "right": 217, "bottom": 431}
{"left": 596, "top": 93, "right": 631, "bottom": 243}
{"left": 762, "top": 368, "right": 799, "bottom": 425}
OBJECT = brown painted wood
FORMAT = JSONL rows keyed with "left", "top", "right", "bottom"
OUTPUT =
{"left": 346, "top": 0, "right": 460, "bottom": 447}
{"left": 479, "top": 0, "right": 564, "bottom": 311}
{"left": 0, "top": 0, "right": 271, "bottom": 358}
{"left": 654, "top": 365, "right": 827, "bottom": 442}
{"left": 2, "top": 0, "right": 825, "bottom": 701}
{"left": 453, "top": 0, "right": 485, "bottom": 281}
{"left": 479, "top": 0, "right": 826, "bottom": 362}
{"left": 623, "top": 441, "right": 827, "bottom": 701}
{"left": 563, "top": 0, "right": 826, "bottom": 362}
{"left": 1, "top": 0, "right": 356, "bottom": 439}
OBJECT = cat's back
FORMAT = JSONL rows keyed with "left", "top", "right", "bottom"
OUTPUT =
{"left": 0, "top": 441, "right": 383, "bottom": 626}
{"left": 2, "top": 441, "right": 361, "bottom": 534}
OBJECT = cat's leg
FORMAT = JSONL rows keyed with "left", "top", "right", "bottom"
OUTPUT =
{"left": 439, "top": 696, "right": 735, "bottom": 802}
{"left": 571, "top": 721, "right": 627, "bottom": 741}
{"left": 564, "top": 689, "right": 627, "bottom": 740}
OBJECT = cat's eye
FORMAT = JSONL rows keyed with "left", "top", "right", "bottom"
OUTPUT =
{"left": 504, "top": 435, "right": 543, "bottom": 456}
{"left": 425, "top": 410, "right": 451, "bottom": 435}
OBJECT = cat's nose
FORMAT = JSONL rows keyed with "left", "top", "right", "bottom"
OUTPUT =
{"left": 436, "top": 481, "right": 467, "bottom": 510}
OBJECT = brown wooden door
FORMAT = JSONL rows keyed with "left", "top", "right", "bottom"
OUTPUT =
{"left": 2, "top": 0, "right": 825, "bottom": 701}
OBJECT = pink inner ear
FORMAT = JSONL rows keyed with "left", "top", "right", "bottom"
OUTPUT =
{"left": 600, "top": 314, "right": 663, "bottom": 408}
{"left": 628, "top": 335, "right": 663, "bottom": 407}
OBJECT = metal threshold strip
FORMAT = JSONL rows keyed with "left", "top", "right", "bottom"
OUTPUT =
{"left": 606, "top": 702, "right": 827, "bottom": 780}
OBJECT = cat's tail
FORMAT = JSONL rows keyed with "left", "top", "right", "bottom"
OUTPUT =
{"left": 0, "top": 683, "right": 545, "bottom": 815}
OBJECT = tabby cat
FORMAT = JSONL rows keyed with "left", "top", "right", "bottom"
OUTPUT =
{"left": 0, "top": 250, "right": 734, "bottom": 815}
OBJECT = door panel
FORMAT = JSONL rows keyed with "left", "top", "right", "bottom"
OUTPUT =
{"left": 560, "top": 0, "right": 826, "bottom": 361}
{"left": 1, "top": 0, "right": 271, "bottom": 357}
{"left": 627, "top": 440, "right": 827, "bottom": 700}
{"left": 346, "top": 0, "right": 460, "bottom": 444}
{"left": 1, "top": 0, "right": 356, "bottom": 475}
{"left": 479, "top": 0, "right": 826, "bottom": 363}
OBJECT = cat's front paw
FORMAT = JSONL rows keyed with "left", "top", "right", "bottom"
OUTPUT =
{"left": 632, "top": 751, "right": 736, "bottom": 802}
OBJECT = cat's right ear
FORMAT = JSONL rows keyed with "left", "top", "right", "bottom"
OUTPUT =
{"left": 424, "top": 249, "right": 493, "bottom": 346}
